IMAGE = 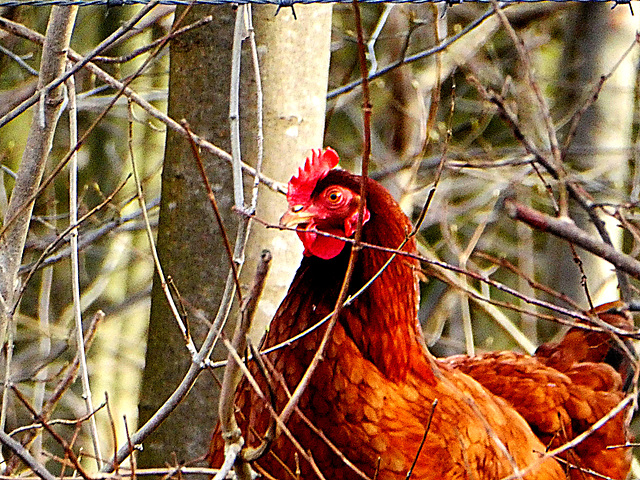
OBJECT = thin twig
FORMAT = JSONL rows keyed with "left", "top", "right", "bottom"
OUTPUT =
{"left": 66, "top": 60, "right": 103, "bottom": 471}
{"left": 458, "top": 207, "right": 496, "bottom": 356}
{"left": 32, "top": 211, "right": 53, "bottom": 463}
{"left": 15, "top": 177, "right": 130, "bottom": 303}
{"left": 12, "top": 387, "right": 92, "bottom": 480}
{"left": 4, "top": 311, "right": 103, "bottom": 474}
{"left": 0, "top": 1, "right": 160, "bottom": 129}
{"left": 406, "top": 399, "right": 438, "bottom": 480}
{"left": 123, "top": 417, "right": 136, "bottom": 479}
{"left": 104, "top": 394, "right": 118, "bottom": 473}
{"left": 366, "top": 4, "right": 394, "bottom": 76}
{"left": 10, "top": 402, "right": 107, "bottom": 437}
{"left": 92, "top": 15, "right": 213, "bottom": 64}
{"left": 182, "top": 120, "right": 242, "bottom": 303}
{"left": 0, "top": 43, "right": 38, "bottom": 76}
{"left": 0, "top": 17, "right": 286, "bottom": 196}
{"left": 229, "top": 5, "right": 248, "bottom": 210}
{"left": 500, "top": 393, "right": 635, "bottom": 480}
{"left": 127, "top": 103, "right": 197, "bottom": 358}
{"left": 218, "top": 251, "right": 272, "bottom": 479}
{"left": 0, "top": 429, "right": 58, "bottom": 480}
{"left": 327, "top": 6, "right": 500, "bottom": 100}
{"left": 246, "top": 4, "right": 264, "bottom": 214}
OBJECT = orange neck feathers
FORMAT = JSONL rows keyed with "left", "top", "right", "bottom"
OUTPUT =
{"left": 278, "top": 171, "right": 434, "bottom": 383}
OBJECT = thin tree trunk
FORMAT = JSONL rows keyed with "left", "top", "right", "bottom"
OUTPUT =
{"left": 0, "top": 5, "right": 77, "bottom": 458}
{"left": 549, "top": 4, "right": 638, "bottom": 305}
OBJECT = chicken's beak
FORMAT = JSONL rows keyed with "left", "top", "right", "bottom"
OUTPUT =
{"left": 280, "top": 208, "right": 315, "bottom": 229}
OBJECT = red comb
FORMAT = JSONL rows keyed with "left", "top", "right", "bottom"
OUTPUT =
{"left": 287, "top": 147, "right": 339, "bottom": 205}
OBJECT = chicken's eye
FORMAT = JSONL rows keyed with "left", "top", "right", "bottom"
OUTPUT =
{"left": 324, "top": 187, "right": 345, "bottom": 207}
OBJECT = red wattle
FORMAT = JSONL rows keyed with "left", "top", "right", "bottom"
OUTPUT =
{"left": 299, "top": 227, "right": 346, "bottom": 260}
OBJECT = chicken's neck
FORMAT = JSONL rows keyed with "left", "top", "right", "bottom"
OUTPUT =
{"left": 347, "top": 218, "right": 436, "bottom": 383}
{"left": 284, "top": 194, "right": 436, "bottom": 384}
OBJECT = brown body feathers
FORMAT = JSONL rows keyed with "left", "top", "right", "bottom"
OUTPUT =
{"left": 208, "top": 151, "right": 631, "bottom": 480}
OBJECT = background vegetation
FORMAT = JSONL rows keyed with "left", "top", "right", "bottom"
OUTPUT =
{"left": 0, "top": 1, "right": 639, "bottom": 478}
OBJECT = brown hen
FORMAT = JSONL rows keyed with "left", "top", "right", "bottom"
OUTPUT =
{"left": 208, "top": 148, "right": 631, "bottom": 480}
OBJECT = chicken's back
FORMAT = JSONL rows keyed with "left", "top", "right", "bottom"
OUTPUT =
{"left": 209, "top": 317, "right": 566, "bottom": 480}
{"left": 446, "top": 304, "right": 633, "bottom": 480}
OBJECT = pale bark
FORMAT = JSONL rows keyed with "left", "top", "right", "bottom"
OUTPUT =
{"left": 244, "top": 4, "right": 333, "bottom": 340}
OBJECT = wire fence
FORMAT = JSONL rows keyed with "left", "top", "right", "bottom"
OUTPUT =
{"left": 0, "top": 0, "right": 627, "bottom": 6}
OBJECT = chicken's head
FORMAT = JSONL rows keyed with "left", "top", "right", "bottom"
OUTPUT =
{"left": 280, "top": 148, "right": 371, "bottom": 260}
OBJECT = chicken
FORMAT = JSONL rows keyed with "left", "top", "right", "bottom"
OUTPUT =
{"left": 208, "top": 148, "right": 631, "bottom": 480}
{"left": 447, "top": 301, "right": 633, "bottom": 479}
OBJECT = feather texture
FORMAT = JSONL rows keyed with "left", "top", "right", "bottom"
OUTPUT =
{"left": 208, "top": 154, "right": 631, "bottom": 480}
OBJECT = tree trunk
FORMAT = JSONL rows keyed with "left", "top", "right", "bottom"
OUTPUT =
{"left": 137, "top": 4, "right": 332, "bottom": 468}
{"left": 244, "top": 5, "right": 333, "bottom": 339}
{"left": 136, "top": 5, "right": 243, "bottom": 468}
{"left": 549, "top": 4, "right": 638, "bottom": 305}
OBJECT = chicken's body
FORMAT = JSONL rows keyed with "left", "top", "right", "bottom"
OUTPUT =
{"left": 448, "top": 303, "right": 633, "bottom": 479}
{"left": 208, "top": 149, "right": 631, "bottom": 480}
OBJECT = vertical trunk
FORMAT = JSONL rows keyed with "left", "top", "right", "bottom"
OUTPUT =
{"left": 137, "top": 5, "right": 243, "bottom": 468}
{"left": 549, "top": 4, "right": 638, "bottom": 304}
{"left": 138, "top": 4, "right": 332, "bottom": 468}
{"left": 244, "top": 5, "right": 333, "bottom": 339}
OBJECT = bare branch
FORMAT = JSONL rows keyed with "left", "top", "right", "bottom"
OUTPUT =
{"left": 505, "top": 199, "right": 640, "bottom": 281}
{"left": 0, "top": 4, "right": 79, "bottom": 459}
{"left": 218, "top": 251, "right": 272, "bottom": 479}
{"left": 12, "top": 387, "right": 92, "bottom": 480}
{"left": 66, "top": 61, "right": 103, "bottom": 471}
{"left": 0, "top": 16, "right": 285, "bottom": 198}
{"left": 0, "top": 430, "right": 57, "bottom": 480}
{"left": 5, "top": 311, "right": 103, "bottom": 474}
{"left": 0, "top": 1, "right": 160, "bottom": 129}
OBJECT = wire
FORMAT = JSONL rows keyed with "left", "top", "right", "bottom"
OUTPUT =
{"left": 0, "top": 0, "right": 615, "bottom": 6}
